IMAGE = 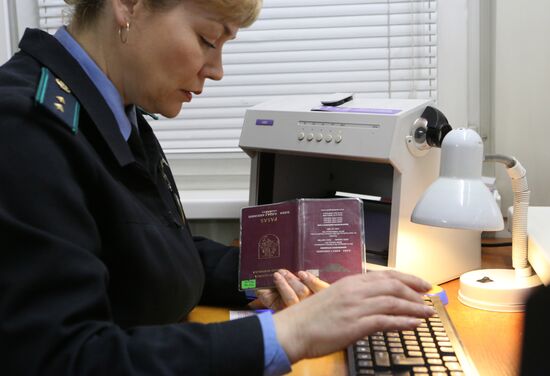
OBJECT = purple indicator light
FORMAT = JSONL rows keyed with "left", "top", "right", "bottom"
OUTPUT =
{"left": 256, "top": 119, "right": 274, "bottom": 126}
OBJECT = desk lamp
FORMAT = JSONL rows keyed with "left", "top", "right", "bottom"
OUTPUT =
{"left": 409, "top": 107, "right": 541, "bottom": 312}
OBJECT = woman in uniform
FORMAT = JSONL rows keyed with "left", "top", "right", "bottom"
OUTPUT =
{"left": 0, "top": 0, "right": 435, "bottom": 375}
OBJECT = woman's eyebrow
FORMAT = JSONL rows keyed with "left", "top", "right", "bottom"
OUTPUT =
{"left": 223, "top": 25, "right": 237, "bottom": 39}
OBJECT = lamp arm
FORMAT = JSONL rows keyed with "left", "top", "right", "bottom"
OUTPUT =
{"left": 484, "top": 155, "right": 532, "bottom": 277}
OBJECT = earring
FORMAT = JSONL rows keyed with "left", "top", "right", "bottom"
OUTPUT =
{"left": 118, "top": 22, "right": 130, "bottom": 44}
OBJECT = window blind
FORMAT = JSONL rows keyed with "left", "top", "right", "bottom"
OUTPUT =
{"left": 37, "top": 0, "right": 437, "bottom": 155}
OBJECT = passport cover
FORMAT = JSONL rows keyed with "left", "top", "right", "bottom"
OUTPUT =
{"left": 239, "top": 198, "right": 366, "bottom": 290}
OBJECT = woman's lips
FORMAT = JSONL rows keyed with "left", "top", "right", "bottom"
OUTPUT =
{"left": 180, "top": 90, "right": 192, "bottom": 102}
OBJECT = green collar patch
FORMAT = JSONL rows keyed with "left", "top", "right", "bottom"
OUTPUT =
{"left": 35, "top": 67, "right": 80, "bottom": 134}
{"left": 137, "top": 106, "right": 159, "bottom": 120}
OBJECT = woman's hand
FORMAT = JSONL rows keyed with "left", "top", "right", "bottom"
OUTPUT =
{"left": 248, "top": 269, "right": 329, "bottom": 311}
{"left": 272, "top": 270, "right": 434, "bottom": 362}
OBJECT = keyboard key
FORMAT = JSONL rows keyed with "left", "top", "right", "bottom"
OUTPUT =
{"left": 446, "top": 362, "right": 463, "bottom": 371}
{"left": 412, "top": 366, "right": 429, "bottom": 372}
{"left": 357, "top": 360, "right": 373, "bottom": 368}
{"left": 374, "top": 352, "right": 391, "bottom": 367}
{"left": 391, "top": 354, "right": 426, "bottom": 366}
{"left": 389, "top": 348, "right": 404, "bottom": 354}
{"left": 425, "top": 353, "right": 441, "bottom": 359}
{"left": 357, "top": 353, "right": 372, "bottom": 360}
{"left": 357, "top": 370, "right": 375, "bottom": 375}
{"left": 442, "top": 356, "right": 458, "bottom": 362}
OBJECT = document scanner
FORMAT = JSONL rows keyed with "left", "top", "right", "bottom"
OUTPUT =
{"left": 239, "top": 95, "right": 481, "bottom": 284}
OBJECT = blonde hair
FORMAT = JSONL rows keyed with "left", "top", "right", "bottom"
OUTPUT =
{"left": 196, "top": 0, "right": 262, "bottom": 28}
{"left": 64, "top": 0, "right": 262, "bottom": 29}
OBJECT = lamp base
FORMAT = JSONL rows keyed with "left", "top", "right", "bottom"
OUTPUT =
{"left": 458, "top": 269, "right": 542, "bottom": 312}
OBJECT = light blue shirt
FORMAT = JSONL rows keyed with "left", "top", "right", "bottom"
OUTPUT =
{"left": 53, "top": 26, "right": 291, "bottom": 376}
{"left": 54, "top": 26, "right": 132, "bottom": 140}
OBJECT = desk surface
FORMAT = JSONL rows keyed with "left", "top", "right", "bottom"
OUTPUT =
{"left": 189, "top": 243, "right": 524, "bottom": 376}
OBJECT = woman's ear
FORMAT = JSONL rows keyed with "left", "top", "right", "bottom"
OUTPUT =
{"left": 111, "top": 0, "right": 140, "bottom": 27}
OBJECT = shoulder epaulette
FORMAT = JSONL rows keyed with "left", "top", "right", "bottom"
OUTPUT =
{"left": 34, "top": 67, "right": 80, "bottom": 134}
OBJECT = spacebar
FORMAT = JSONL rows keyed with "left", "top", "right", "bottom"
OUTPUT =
{"left": 391, "top": 354, "right": 426, "bottom": 366}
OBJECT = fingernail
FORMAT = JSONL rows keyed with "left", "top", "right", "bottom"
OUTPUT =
{"left": 423, "top": 281, "right": 433, "bottom": 291}
{"left": 424, "top": 306, "right": 436, "bottom": 316}
{"left": 273, "top": 272, "right": 282, "bottom": 281}
{"left": 297, "top": 271, "right": 307, "bottom": 280}
{"left": 278, "top": 269, "right": 288, "bottom": 277}
{"left": 408, "top": 318, "right": 422, "bottom": 327}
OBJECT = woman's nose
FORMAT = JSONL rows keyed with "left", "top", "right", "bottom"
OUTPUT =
{"left": 203, "top": 54, "right": 224, "bottom": 81}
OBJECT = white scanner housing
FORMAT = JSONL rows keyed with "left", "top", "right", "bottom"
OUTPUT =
{"left": 239, "top": 96, "right": 480, "bottom": 284}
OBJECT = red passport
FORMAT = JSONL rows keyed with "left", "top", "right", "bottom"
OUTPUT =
{"left": 239, "top": 198, "right": 366, "bottom": 290}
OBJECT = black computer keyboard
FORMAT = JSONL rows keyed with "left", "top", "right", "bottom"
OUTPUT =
{"left": 346, "top": 295, "right": 478, "bottom": 375}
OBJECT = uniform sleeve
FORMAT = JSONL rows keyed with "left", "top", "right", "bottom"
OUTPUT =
{"left": 0, "top": 97, "right": 264, "bottom": 376}
{"left": 193, "top": 236, "right": 251, "bottom": 307}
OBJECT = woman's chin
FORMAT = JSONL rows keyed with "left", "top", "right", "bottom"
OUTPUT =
{"left": 158, "top": 105, "right": 183, "bottom": 119}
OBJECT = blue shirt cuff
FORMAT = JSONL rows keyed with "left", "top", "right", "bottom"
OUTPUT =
{"left": 257, "top": 311, "right": 292, "bottom": 376}
{"left": 245, "top": 289, "right": 257, "bottom": 301}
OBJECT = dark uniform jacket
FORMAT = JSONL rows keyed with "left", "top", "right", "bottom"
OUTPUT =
{"left": 0, "top": 28, "right": 264, "bottom": 376}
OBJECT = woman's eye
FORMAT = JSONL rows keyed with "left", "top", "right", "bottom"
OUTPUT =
{"left": 200, "top": 36, "right": 216, "bottom": 49}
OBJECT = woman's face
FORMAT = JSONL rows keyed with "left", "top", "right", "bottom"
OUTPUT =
{"left": 120, "top": 1, "right": 239, "bottom": 117}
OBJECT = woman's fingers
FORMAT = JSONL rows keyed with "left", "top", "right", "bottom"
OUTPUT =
{"left": 367, "top": 269, "right": 432, "bottom": 293}
{"left": 356, "top": 295, "right": 435, "bottom": 319}
{"left": 359, "top": 277, "right": 427, "bottom": 305}
{"left": 297, "top": 271, "right": 330, "bottom": 293}
{"left": 273, "top": 271, "right": 300, "bottom": 306}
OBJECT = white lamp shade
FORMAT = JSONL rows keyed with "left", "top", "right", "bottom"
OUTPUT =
{"left": 411, "top": 128, "right": 504, "bottom": 231}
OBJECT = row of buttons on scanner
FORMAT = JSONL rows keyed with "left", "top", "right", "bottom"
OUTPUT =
{"left": 298, "top": 132, "right": 343, "bottom": 143}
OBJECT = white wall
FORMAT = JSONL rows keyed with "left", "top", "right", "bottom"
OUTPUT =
{"left": 0, "top": 0, "right": 11, "bottom": 64}
{"left": 437, "top": 0, "right": 469, "bottom": 128}
{"left": 492, "top": 0, "right": 550, "bottom": 211}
